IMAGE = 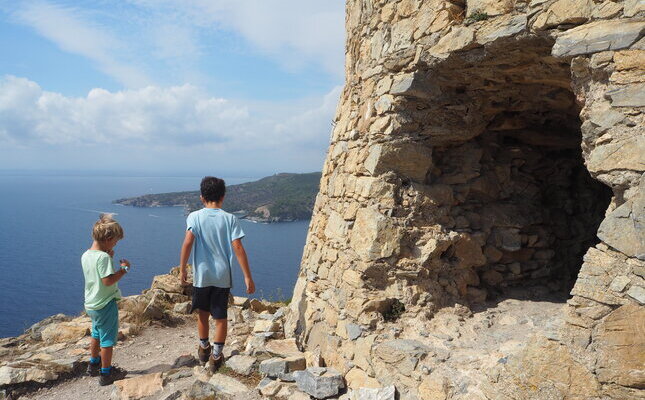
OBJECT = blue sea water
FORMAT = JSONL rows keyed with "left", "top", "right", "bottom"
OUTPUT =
{"left": 0, "top": 174, "right": 310, "bottom": 338}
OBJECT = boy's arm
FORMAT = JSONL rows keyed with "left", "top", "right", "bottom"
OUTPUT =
{"left": 180, "top": 230, "right": 195, "bottom": 285}
{"left": 101, "top": 269, "right": 126, "bottom": 286}
{"left": 232, "top": 239, "right": 255, "bottom": 294}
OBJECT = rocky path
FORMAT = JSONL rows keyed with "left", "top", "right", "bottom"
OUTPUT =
{"left": 1, "top": 268, "right": 571, "bottom": 400}
{"left": 22, "top": 318, "right": 202, "bottom": 400}
{"left": 11, "top": 297, "right": 566, "bottom": 400}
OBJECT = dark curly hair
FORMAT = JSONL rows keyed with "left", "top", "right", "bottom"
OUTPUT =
{"left": 200, "top": 176, "right": 226, "bottom": 202}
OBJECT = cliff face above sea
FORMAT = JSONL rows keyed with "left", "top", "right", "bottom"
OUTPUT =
{"left": 114, "top": 172, "right": 321, "bottom": 223}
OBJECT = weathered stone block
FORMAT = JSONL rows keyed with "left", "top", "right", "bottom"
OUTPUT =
{"left": 350, "top": 207, "right": 399, "bottom": 261}
{"left": 466, "top": 0, "right": 514, "bottom": 17}
{"left": 595, "top": 304, "right": 645, "bottom": 387}
{"left": 364, "top": 142, "right": 433, "bottom": 182}
{"left": 259, "top": 356, "right": 306, "bottom": 380}
{"left": 476, "top": 14, "right": 527, "bottom": 43}
{"left": 294, "top": 367, "right": 345, "bottom": 399}
{"left": 374, "top": 340, "right": 430, "bottom": 377}
{"left": 597, "top": 191, "right": 644, "bottom": 260}
{"left": 112, "top": 373, "right": 164, "bottom": 400}
{"left": 532, "top": 0, "right": 592, "bottom": 30}
{"left": 350, "top": 385, "right": 396, "bottom": 400}
{"left": 552, "top": 20, "right": 645, "bottom": 57}
{"left": 225, "top": 355, "right": 256, "bottom": 376}
{"left": 607, "top": 83, "right": 645, "bottom": 107}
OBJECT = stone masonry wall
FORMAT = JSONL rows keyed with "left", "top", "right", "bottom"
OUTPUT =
{"left": 286, "top": 1, "right": 644, "bottom": 399}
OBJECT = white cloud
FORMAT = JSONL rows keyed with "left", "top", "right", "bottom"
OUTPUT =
{"left": 193, "top": 1, "right": 346, "bottom": 77}
{"left": 7, "top": 1, "right": 344, "bottom": 87}
{"left": 0, "top": 75, "right": 340, "bottom": 160}
{"left": 11, "top": 1, "right": 151, "bottom": 87}
{"left": 122, "top": 0, "right": 346, "bottom": 78}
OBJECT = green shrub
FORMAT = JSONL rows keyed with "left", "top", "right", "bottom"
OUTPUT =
{"left": 465, "top": 10, "right": 489, "bottom": 24}
{"left": 382, "top": 299, "right": 406, "bottom": 322}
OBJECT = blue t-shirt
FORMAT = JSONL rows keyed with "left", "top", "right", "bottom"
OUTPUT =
{"left": 187, "top": 208, "right": 245, "bottom": 288}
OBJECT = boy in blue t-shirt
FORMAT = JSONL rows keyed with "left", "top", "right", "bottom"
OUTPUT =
{"left": 179, "top": 176, "right": 255, "bottom": 372}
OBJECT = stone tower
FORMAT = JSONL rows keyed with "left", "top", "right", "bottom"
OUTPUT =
{"left": 287, "top": 1, "right": 644, "bottom": 399}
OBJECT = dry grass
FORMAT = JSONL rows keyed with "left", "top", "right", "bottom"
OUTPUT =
{"left": 119, "top": 297, "right": 153, "bottom": 333}
{"left": 218, "top": 365, "right": 263, "bottom": 387}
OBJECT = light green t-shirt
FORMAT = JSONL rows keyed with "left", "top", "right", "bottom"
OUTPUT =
{"left": 81, "top": 250, "right": 122, "bottom": 310}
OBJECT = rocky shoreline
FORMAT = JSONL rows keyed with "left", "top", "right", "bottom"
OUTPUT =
{"left": 114, "top": 172, "right": 320, "bottom": 224}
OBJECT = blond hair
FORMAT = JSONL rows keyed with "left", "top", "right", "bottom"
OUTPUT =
{"left": 92, "top": 213, "right": 124, "bottom": 242}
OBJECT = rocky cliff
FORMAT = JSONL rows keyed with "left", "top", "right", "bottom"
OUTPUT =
{"left": 286, "top": 1, "right": 644, "bottom": 399}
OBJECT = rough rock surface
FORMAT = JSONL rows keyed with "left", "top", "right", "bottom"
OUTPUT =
{"left": 286, "top": 1, "right": 645, "bottom": 399}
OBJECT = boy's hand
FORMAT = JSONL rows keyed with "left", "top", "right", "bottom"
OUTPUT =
{"left": 245, "top": 277, "right": 256, "bottom": 294}
{"left": 119, "top": 259, "right": 130, "bottom": 268}
{"left": 180, "top": 269, "right": 189, "bottom": 286}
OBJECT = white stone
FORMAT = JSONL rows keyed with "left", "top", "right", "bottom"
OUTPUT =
{"left": 350, "top": 207, "right": 399, "bottom": 261}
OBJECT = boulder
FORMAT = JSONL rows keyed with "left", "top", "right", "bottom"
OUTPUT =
{"left": 225, "top": 355, "right": 257, "bottom": 376}
{"left": 232, "top": 296, "right": 250, "bottom": 308}
{"left": 112, "top": 373, "right": 164, "bottom": 400}
{"left": 40, "top": 320, "right": 90, "bottom": 343}
{"left": 185, "top": 380, "right": 220, "bottom": 400}
{"left": 207, "top": 373, "right": 250, "bottom": 396}
{"left": 294, "top": 367, "right": 345, "bottom": 399}
{"left": 265, "top": 338, "right": 302, "bottom": 357}
{"left": 349, "top": 385, "right": 396, "bottom": 400}
{"left": 253, "top": 320, "right": 281, "bottom": 334}
{"left": 345, "top": 367, "right": 381, "bottom": 390}
{"left": 27, "top": 314, "right": 72, "bottom": 341}
{"left": 259, "top": 356, "right": 306, "bottom": 380}
{"left": 151, "top": 274, "right": 187, "bottom": 295}
{"left": 173, "top": 301, "right": 192, "bottom": 314}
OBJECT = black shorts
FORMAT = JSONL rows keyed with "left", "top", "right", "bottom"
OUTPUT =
{"left": 190, "top": 286, "right": 230, "bottom": 319}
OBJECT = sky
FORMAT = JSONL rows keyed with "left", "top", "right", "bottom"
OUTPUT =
{"left": 0, "top": 1, "right": 345, "bottom": 177}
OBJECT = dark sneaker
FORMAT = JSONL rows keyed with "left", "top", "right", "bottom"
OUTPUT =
{"left": 87, "top": 362, "right": 100, "bottom": 377}
{"left": 208, "top": 354, "right": 223, "bottom": 373}
{"left": 198, "top": 344, "right": 212, "bottom": 363}
{"left": 98, "top": 366, "right": 128, "bottom": 386}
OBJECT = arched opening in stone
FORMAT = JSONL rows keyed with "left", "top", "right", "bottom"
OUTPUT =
{"left": 407, "top": 35, "right": 613, "bottom": 304}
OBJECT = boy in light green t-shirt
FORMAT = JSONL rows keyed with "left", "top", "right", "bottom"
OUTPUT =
{"left": 81, "top": 214, "right": 132, "bottom": 386}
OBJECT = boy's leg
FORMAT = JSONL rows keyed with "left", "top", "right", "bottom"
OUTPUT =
{"left": 100, "top": 346, "right": 113, "bottom": 368}
{"left": 197, "top": 309, "right": 210, "bottom": 339}
{"left": 210, "top": 287, "right": 229, "bottom": 359}
{"left": 193, "top": 287, "right": 213, "bottom": 361}
{"left": 213, "top": 319, "right": 227, "bottom": 344}
{"left": 212, "top": 318, "right": 227, "bottom": 357}
{"left": 90, "top": 337, "right": 100, "bottom": 359}
{"left": 86, "top": 310, "right": 102, "bottom": 375}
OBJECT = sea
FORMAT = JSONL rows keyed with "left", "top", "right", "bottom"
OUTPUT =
{"left": 0, "top": 174, "right": 310, "bottom": 338}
